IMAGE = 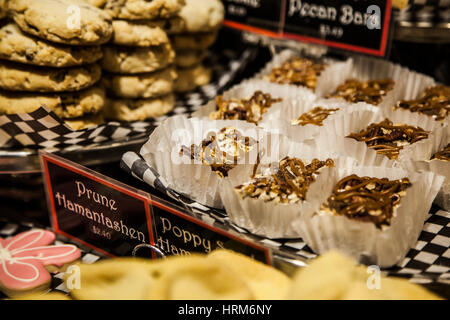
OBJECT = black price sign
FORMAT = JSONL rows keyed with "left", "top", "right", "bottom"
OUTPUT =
{"left": 41, "top": 152, "right": 271, "bottom": 264}
{"left": 41, "top": 152, "right": 154, "bottom": 257}
{"left": 151, "top": 198, "right": 271, "bottom": 264}
{"left": 222, "top": 0, "right": 393, "bottom": 57}
{"left": 283, "top": 0, "right": 392, "bottom": 56}
{"left": 223, "top": 0, "right": 285, "bottom": 35}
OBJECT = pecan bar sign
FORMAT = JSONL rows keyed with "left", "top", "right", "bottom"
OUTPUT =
{"left": 222, "top": 0, "right": 393, "bottom": 57}
{"left": 284, "top": 0, "right": 392, "bottom": 56}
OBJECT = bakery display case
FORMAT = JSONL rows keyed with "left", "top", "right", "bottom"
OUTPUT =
{"left": 0, "top": 0, "right": 448, "bottom": 302}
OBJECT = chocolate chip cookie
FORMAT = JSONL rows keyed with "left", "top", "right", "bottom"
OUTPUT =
{"left": 149, "top": 17, "right": 186, "bottom": 35}
{"left": 102, "top": 0, "right": 185, "bottom": 20}
{"left": 171, "top": 32, "right": 218, "bottom": 50}
{"left": 105, "top": 94, "right": 174, "bottom": 121}
{"left": 178, "top": 0, "right": 224, "bottom": 33}
{"left": 174, "top": 64, "right": 211, "bottom": 92}
{"left": 9, "top": 0, "right": 113, "bottom": 45}
{"left": 111, "top": 20, "right": 169, "bottom": 47}
{"left": 0, "top": 86, "right": 106, "bottom": 119}
{"left": 0, "top": 61, "right": 101, "bottom": 92}
{"left": 103, "top": 67, "right": 177, "bottom": 99}
{"left": 101, "top": 43, "right": 175, "bottom": 74}
{"left": 0, "top": 23, "right": 103, "bottom": 67}
{"left": 175, "top": 49, "right": 207, "bottom": 68}
{"left": 65, "top": 113, "right": 105, "bottom": 130}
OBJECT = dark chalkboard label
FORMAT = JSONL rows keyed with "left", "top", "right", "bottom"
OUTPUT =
{"left": 151, "top": 198, "right": 272, "bottom": 264}
{"left": 41, "top": 152, "right": 154, "bottom": 257}
{"left": 223, "top": 0, "right": 285, "bottom": 35}
{"left": 222, "top": 0, "right": 393, "bottom": 57}
{"left": 283, "top": 0, "right": 392, "bottom": 56}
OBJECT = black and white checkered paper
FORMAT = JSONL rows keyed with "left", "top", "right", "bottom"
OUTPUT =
{"left": 120, "top": 151, "right": 450, "bottom": 285}
{"left": 0, "top": 107, "right": 154, "bottom": 152}
{"left": 395, "top": 0, "right": 450, "bottom": 23}
{"left": 0, "top": 48, "right": 255, "bottom": 153}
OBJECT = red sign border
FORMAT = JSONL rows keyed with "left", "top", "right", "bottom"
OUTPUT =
{"left": 224, "top": 0, "right": 392, "bottom": 57}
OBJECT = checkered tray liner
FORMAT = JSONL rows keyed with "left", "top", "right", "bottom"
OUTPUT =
{"left": 396, "top": 0, "right": 450, "bottom": 23}
{"left": 0, "top": 107, "right": 153, "bottom": 152}
{"left": 0, "top": 48, "right": 255, "bottom": 153}
{"left": 120, "top": 151, "right": 450, "bottom": 285}
{"left": 410, "top": 0, "right": 449, "bottom": 6}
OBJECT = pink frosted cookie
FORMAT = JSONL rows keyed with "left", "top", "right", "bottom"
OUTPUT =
{"left": 0, "top": 229, "right": 81, "bottom": 297}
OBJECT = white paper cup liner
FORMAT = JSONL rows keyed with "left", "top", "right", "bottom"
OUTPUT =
{"left": 393, "top": 68, "right": 436, "bottom": 101}
{"left": 350, "top": 56, "right": 407, "bottom": 100}
{"left": 261, "top": 100, "right": 381, "bottom": 143}
{"left": 254, "top": 49, "right": 353, "bottom": 98}
{"left": 191, "top": 79, "right": 316, "bottom": 126}
{"left": 316, "top": 106, "right": 447, "bottom": 167}
{"left": 298, "top": 165, "right": 444, "bottom": 267}
{"left": 401, "top": 154, "right": 450, "bottom": 211}
{"left": 435, "top": 183, "right": 450, "bottom": 211}
{"left": 224, "top": 79, "right": 317, "bottom": 104}
{"left": 324, "top": 56, "right": 427, "bottom": 110}
{"left": 219, "top": 136, "right": 356, "bottom": 238}
{"left": 253, "top": 49, "right": 297, "bottom": 80}
{"left": 383, "top": 98, "right": 449, "bottom": 129}
{"left": 379, "top": 67, "right": 445, "bottom": 131}
{"left": 140, "top": 115, "right": 264, "bottom": 208}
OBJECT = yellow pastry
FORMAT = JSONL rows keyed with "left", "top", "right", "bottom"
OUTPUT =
{"left": 290, "top": 251, "right": 442, "bottom": 300}
{"left": 208, "top": 250, "right": 291, "bottom": 300}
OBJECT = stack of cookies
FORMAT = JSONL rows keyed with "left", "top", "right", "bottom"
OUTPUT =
{"left": 0, "top": 0, "right": 112, "bottom": 130}
{"left": 91, "top": 0, "right": 184, "bottom": 122}
{"left": 171, "top": 0, "right": 224, "bottom": 93}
